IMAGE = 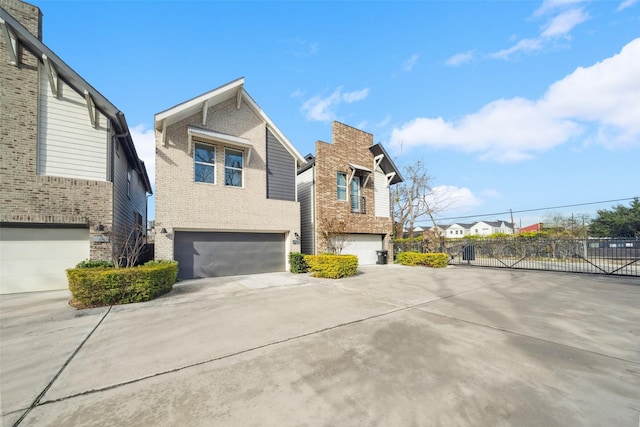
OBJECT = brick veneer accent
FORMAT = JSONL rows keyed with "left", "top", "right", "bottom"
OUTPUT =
{"left": 0, "top": 0, "right": 114, "bottom": 260}
{"left": 314, "top": 122, "right": 393, "bottom": 258}
{"left": 154, "top": 96, "right": 300, "bottom": 262}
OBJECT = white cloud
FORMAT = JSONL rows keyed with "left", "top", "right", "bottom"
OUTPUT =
{"left": 617, "top": 0, "right": 638, "bottom": 11}
{"left": 534, "top": 0, "right": 586, "bottom": 17}
{"left": 490, "top": 38, "right": 543, "bottom": 60}
{"left": 445, "top": 50, "right": 475, "bottom": 67}
{"left": 425, "top": 185, "right": 482, "bottom": 215}
{"left": 301, "top": 86, "right": 370, "bottom": 122}
{"left": 540, "top": 7, "right": 589, "bottom": 38}
{"left": 403, "top": 54, "right": 420, "bottom": 71}
{"left": 491, "top": 1, "right": 590, "bottom": 60}
{"left": 390, "top": 38, "right": 640, "bottom": 162}
{"left": 130, "top": 124, "right": 156, "bottom": 189}
{"left": 342, "top": 88, "right": 370, "bottom": 103}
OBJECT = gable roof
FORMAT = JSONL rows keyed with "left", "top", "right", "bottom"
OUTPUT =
{"left": 0, "top": 5, "right": 152, "bottom": 194}
{"left": 449, "top": 223, "right": 475, "bottom": 230}
{"left": 154, "top": 78, "right": 305, "bottom": 166}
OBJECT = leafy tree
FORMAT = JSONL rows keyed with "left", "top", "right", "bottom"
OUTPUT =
{"left": 589, "top": 198, "right": 640, "bottom": 237}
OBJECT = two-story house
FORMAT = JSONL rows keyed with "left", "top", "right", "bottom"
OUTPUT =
{"left": 297, "top": 121, "right": 403, "bottom": 264}
{"left": 0, "top": 0, "right": 152, "bottom": 294}
{"left": 154, "top": 78, "right": 305, "bottom": 279}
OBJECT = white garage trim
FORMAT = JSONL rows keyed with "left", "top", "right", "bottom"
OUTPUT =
{"left": 342, "top": 234, "right": 384, "bottom": 265}
{"left": 0, "top": 227, "right": 89, "bottom": 294}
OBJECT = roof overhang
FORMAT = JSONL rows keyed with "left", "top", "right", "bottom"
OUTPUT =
{"left": 348, "top": 163, "right": 372, "bottom": 187}
{"left": 0, "top": 7, "right": 152, "bottom": 194}
{"left": 369, "top": 143, "right": 404, "bottom": 186}
{"left": 155, "top": 78, "right": 245, "bottom": 136}
{"left": 154, "top": 77, "right": 306, "bottom": 167}
{"left": 187, "top": 126, "right": 253, "bottom": 164}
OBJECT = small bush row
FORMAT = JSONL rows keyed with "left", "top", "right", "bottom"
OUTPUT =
{"left": 396, "top": 252, "right": 448, "bottom": 268}
{"left": 304, "top": 254, "right": 358, "bottom": 279}
{"left": 289, "top": 252, "right": 309, "bottom": 273}
{"left": 67, "top": 260, "right": 178, "bottom": 308}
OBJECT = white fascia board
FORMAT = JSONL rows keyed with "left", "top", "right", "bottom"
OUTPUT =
{"left": 155, "top": 77, "right": 245, "bottom": 130}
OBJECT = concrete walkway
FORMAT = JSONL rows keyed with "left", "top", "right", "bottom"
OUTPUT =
{"left": 1, "top": 265, "right": 639, "bottom": 426}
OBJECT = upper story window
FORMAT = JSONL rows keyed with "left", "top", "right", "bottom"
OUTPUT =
{"left": 225, "top": 148, "right": 243, "bottom": 187}
{"left": 194, "top": 143, "right": 216, "bottom": 184}
{"left": 337, "top": 172, "right": 347, "bottom": 200}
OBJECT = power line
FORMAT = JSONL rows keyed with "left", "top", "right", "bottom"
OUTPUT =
{"left": 429, "top": 197, "right": 638, "bottom": 223}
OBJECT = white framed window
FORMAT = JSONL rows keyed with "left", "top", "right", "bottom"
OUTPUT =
{"left": 194, "top": 143, "right": 216, "bottom": 184}
{"left": 225, "top": 148, "right": 243, "bottom": 187}
{"left": 337, "top": 172, "right": 347, "bottom": 200}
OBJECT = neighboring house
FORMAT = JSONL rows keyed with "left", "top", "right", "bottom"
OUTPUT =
{"left": 446, "top": 223, "right": 474, "bottom": 239}
{"left": 154, "top": 78, "right": 305, "bottom": 279}
{"left": 0, "top": 0, "right": 152, "bottom": 294}
{"left": 520, "top": 223, "right": 543, "bottom": 233}
{"left": 471, "top": 220, "right": 514, "bottom": 236}
{"left": 297, "top": 121, "right": 403, "bottom": 264}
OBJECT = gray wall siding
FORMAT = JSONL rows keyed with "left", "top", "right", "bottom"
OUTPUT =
{"left": 112, "top": 137, "right": 147, "bottom": 260}
{"left": 297, "top": 167, "right": 315, "bottom": 254}
{"left": 266, "top": 129, "right": 296, "bottom": 201}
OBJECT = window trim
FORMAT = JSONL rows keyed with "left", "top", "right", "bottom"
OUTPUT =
{"left": 194, "top": 142, "right": 216, "bottom": 184}
{"left": 337, "top": 172, "right": 347, "bottom": 201}
{"left": 224, "top": 147, "right": 244, "bottom": 188}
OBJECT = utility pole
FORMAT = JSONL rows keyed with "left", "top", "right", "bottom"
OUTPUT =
{"left": 510, "top": 209, "right": 515, "bottom": 234}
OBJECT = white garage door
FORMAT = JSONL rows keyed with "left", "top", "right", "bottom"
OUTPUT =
{"left": 0, "top": 227, "right": 90, "bottom": 294}
{"left": 342, "top": 234, "right": 384, "bottom": 265}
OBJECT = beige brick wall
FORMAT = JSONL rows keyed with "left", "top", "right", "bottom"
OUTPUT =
{"left": 314, "top": 122, "right": 394, "bottom": 257}
{"left": 0, "top": 0, "right": 114, "bottom": 260}
{"left": 155, "top": 97, "right": 300, "bottom": 261}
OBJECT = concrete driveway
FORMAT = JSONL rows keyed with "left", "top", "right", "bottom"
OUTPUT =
{"left": 1, "top": 265, "right": 639, "bottom": 426}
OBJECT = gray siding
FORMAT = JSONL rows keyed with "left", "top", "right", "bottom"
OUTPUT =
{"left": 112, "top": 137, "right": 147, "bottom": 260}
{"left": 297, "top": 167, "right": 315, "bottom": 255}
{"left": 266, "top": 129, "right": 295, "bottom": 201}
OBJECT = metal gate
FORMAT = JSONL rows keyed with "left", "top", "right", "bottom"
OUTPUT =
{"left": 446, "top": 237, "right": 639, "bottom": 276}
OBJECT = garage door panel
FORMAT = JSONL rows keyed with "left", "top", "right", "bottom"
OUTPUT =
{"left": 342, "top": 234, "right": 383, "bottom": 265}
{"left": 0, "top": 227, "right": 89, "bottom": 294}
{"left": 175, "top": 232, "right": 285, "bottom": 279}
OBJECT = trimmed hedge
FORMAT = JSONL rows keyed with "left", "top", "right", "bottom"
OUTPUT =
{"left": 67, "top": 261, "right": 178, "bottom": 308}
{"left": 304, "top": 254, "right": 358, "bottom": 279}
{"left": 396, "top": 252, "right": 448, "bottom": 268}
{"left": 289, "top": 252, "right": 309, "bottom": 273}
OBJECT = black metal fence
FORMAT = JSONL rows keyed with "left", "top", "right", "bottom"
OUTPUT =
{"left": 394, "top": 237, "right": 640, "bottom": 276}
{"left": 445, "top": 237, "right": 639, "bottom": 276}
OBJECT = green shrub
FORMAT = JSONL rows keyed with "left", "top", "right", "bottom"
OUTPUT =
{"left": 304, "top": 254, "right": 358, "bottom": 279}
{"left": 75, "top": 259, "right": 114, "bottom": 269}
{"left": 67, "top": 261, "right": 178, "bottom": 308}
{"left": 396, "top": 252, "right": 448, "bottom": 268}
{"left": 289, "top": 252, "right": 309, "bottom": 273}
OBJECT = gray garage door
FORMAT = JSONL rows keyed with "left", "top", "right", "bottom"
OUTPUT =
{"left": 174, "top": 231, "right": 285, "bottom": 279}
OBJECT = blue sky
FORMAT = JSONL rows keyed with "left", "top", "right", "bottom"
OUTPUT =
{"left": 32, "top": 0, "right": 639, "bottom": 226}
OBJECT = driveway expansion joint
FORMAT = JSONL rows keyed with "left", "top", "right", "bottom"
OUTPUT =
{"left": 12, "top": 305, "right": 113, "bottom": 427}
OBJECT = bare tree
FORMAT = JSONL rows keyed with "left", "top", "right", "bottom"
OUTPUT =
{"left": 112, "top": 222, "right": 147, "bottom": 268}
{"left": 318, "top": 208, "right": 352, "bottom": 254}
{"left": 393, "top": 160, "right": 431, "bottom": 240}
